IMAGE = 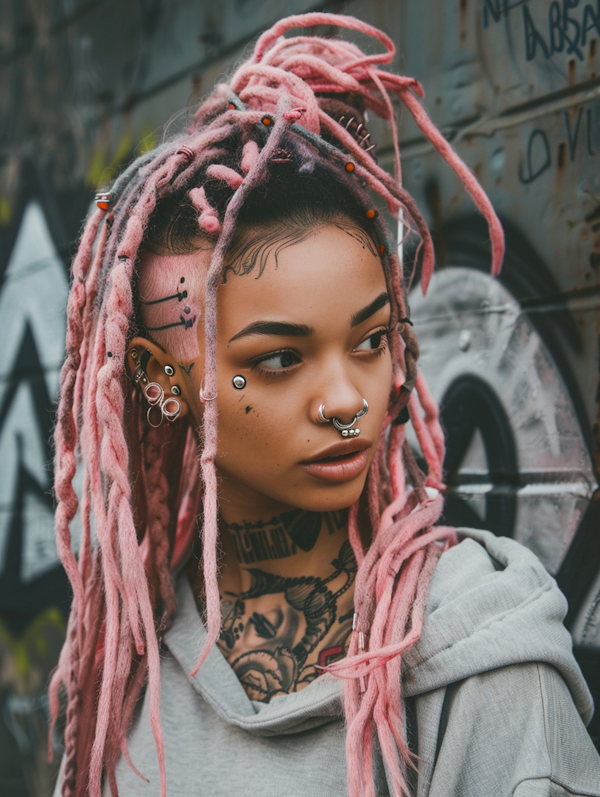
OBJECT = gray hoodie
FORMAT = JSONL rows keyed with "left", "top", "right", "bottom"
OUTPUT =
{"left": 68, "top": 529, "right": 600, "bottom": 796}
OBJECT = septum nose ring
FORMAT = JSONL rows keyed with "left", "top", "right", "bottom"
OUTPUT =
{"left": 317, "top": 399, "right": 368, "bottom": 437}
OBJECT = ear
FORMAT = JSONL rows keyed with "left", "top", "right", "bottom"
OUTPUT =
{"left": 127, "top": 336, "right": 190, "bottom": 420}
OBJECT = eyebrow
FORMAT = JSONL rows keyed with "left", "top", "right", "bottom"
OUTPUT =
{"left": 229, "top": 321, "right": 315, "bottom": 342}
{"left": 350, "top": 292, "right": 390, "bottom": 327}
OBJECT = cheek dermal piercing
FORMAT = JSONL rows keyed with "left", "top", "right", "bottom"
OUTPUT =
{"left": 318, "top": 399, "right": 369, "bottom": 437}
{"left": 232, "top": 375, "right": 246, "bottom": 389}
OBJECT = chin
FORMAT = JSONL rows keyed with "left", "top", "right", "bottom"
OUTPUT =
{"left": 290, "top": 478, "right": 368, "bottom": 514}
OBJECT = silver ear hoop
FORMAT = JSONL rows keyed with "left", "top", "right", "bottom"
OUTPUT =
{"left": 147, "top": 404, "right": 163, "bottom": 428}
{"left": 162, "top": 397, "right": 182, "bottom": 422}
{"left": 144, "top": 382, "right": 164, "bottom": 407}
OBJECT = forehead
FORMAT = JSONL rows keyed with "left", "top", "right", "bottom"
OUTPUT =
{"left": 217, "top": 224, "right": 387, "bottom": 332}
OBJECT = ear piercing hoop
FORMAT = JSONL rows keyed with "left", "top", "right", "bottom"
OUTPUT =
{"left": 130, "top": 350, "right": 182, "bottom": 427}
{"left": 318, "top": 399, "right": 368, "bottom": 437}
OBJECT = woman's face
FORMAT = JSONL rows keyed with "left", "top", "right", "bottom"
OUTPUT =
{"left": 197, "top": 222, "right": 393, "bottom": 520}
{"left": 136, "top": 222, "right": 393, "bottom": 521}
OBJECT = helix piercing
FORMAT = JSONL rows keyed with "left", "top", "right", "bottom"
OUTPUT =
{"left": 232, "top": 375, "right": 246, "bottom": 390}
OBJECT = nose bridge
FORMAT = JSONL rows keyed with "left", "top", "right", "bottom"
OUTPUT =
{"left": 314, "top": 350, "right": 364, "bottom": 423}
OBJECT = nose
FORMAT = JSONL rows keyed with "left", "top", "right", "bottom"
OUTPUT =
{"left": 312, "top": 364, "right": 366, "bottom": 427}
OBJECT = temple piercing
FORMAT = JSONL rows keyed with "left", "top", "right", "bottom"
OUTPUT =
{"left": 318, "top": 399, "right": 369, "bottom": 437}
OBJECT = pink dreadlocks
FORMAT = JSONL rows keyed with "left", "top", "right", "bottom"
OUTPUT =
{"left": 49, "top": 13, "right": 504, "bottom": 797}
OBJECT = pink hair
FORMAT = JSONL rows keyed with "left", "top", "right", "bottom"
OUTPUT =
{"left": 49, "top": 13, "right": 504, "bottom": 797}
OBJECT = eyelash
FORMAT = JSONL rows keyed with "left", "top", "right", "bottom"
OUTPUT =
{"left": 250, "top": 350, "right": 301, "bottom": 377}
{"left": 249, "top": 327, "right": 392, "bottom": 377}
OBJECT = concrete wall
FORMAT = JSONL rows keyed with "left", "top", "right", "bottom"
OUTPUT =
{"left": 0, "top": 1, "right": 598, "bottom": 793}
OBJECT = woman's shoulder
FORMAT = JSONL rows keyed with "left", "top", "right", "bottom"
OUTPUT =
{"left": 404, "top": 528, "right": 594, "bottom": 724}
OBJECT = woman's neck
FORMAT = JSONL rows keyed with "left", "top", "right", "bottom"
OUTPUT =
{"left": 188, "top": 507, "right": 357, "bottom": 702}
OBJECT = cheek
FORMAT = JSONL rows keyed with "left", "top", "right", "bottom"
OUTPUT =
{"left": 216, "top": 391, "right": 294, "bottom": 465}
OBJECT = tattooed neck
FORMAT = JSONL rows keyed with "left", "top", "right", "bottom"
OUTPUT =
{"left": 217, "top": 537, "right": 357, "bottom": 702}
{"left": 221, "top": 508, "right": 347, "bottom": 564}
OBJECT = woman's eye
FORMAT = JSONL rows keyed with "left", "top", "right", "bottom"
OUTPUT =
{"left": 356, "top": 330, "right": 386, "bottom": 352}
{"left": 254, "top": 350, "right": 299, "bottom": 371}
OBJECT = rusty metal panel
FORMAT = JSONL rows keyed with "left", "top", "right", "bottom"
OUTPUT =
{"left": 389, "top": 0, "right": 600, "bottom": 579}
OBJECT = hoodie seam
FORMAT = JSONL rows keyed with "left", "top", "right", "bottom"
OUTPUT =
{"left": 537, "top": 662, "right": 554, "bottom": 783}
{"left": 511, "top": 776, "right": 600, "bottom": 796}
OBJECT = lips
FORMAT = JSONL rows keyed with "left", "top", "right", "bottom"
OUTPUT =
{"left": 301, "top": 439, "right": 371, "bottom": 483}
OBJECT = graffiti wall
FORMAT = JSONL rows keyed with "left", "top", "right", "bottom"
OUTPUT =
{"left": 0, "top": 1, "right": 598, "bottom": 793}
{"left": 395, "top": 0, "right": 600, "bottom": 746}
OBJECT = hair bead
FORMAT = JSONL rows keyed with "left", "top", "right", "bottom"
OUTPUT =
{"left": 95, "top": 191, "right": 111, "bottom": 211}
{"left": 345, "top": 162, "right": 355, "bottom": 172}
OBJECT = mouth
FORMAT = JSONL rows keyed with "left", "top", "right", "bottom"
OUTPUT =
{"left": 301, "top": 440, "right": 371, "bottom": 483}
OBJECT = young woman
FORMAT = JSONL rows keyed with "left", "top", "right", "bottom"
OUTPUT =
{"left": 50, "top": 13, "right": 600, "bottom": 797}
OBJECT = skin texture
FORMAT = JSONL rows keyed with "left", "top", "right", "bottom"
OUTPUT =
{"left": 129, "top": 222, "right": 393, "bottom": 700}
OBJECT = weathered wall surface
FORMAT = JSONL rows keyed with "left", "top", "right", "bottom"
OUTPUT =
{"left": 0, "top": 1, "right": 598, "bottom": 793}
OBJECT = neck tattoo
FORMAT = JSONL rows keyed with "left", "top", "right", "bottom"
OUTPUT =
{"left": 217, "top": 538, "right": 357, "bottom": 701}
{"left": 222, "top": 508, "right": 347, "bottom": 564}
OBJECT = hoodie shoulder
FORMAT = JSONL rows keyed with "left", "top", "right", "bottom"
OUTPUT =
{"left": 403, "top": 529, "right": 593, "bottom": 725}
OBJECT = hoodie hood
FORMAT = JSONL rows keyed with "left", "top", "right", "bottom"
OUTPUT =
{"left": 164, "top": 528, "right": 593, "bottom": 737}
{"left": 164, "top": 573, "right": 344, "bottom": 737}
{"left": 403, "top": 529, "right": 593, "bottom": 724}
